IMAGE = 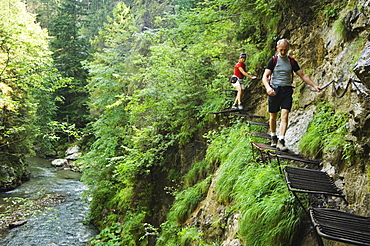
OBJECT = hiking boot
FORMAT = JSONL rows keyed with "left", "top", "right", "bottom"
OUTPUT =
{"left": 271, "top": 135, "right": 278, "bottom": 147}
{"left": 238, "top": 103, "right": 243, "bottom": 110}
{"left": 277, "top": 139, "right": 288, "bottom": 152}
{"left": 231, "top": 104, "right": 238, "bottom": 109}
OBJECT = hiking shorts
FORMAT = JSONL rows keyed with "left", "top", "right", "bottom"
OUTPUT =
{"left": 231, "top": 76, "right": 245, "bottom": 90}
{"left": 268, "top": 86, "right": 293, "bottom": 113}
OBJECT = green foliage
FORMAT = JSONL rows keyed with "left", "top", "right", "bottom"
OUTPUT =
{"left": 234, "top": 168, "right": 303, "bottom": 245}
{"left": 168, "top": 177, "right": 211, "bottom": 225}
{"left": 292, "top": 82, "right": 306, "bottom": 108}
{"left": 205, "top": 122, "right": 266, "bottom": 202}
{"left": 203, "top": 122, "right": 303, "bottom": 245}
{"left": 48, "top": 0, "right": 90, "bottom": 128}
{"left": 320, "top": 0, "right": 348, "bottom": 25}
{"left": 332, "top": 18, "right": 347, "bottom": 41}
{"left": 0, "top": 0, "right": 58, "bottom": 158}
{"left": 37, "top": 121, "right": 82, "bottom": 156}
{"left": 126, "top": 44, "right": 210, "bottom": 146}
{"left": 156, "top": 177, "right": 211, "bottom": 245}
{"left": 89, "top": 212, "right": 146, "bottom": 246}
{"left": 299, "top": 102, "right": 355, "bottom": 162}
{"left": 184, "top": 160, "right": 213, "bottom": 188}
{"left": 89, "top": 222, "right": 126, "bottom": 246}
{"left": 178, "top": 226, "right": 203, "bottom": 246}
{"left": 80, "top": 0, "right": 300, "bottom": 244}
{"left": 178, "top": 226, "right": 219, "bottom": 246}
{"left": 323, "top": 5, "right": 341, "bottom": 20}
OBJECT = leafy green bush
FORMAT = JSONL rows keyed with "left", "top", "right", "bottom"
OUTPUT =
{"left": 88, "top": 212, "right": 147, "bottom": 246}
{"left": 299, "top": 102, "right": 354, "bottom": 161}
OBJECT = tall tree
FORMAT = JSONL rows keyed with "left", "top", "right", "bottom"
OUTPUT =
{"left": 48, "top": 0, "right": 90, "bottom": 130}
{"left": 79, "top": 0, "right": 121, "bottom": 40}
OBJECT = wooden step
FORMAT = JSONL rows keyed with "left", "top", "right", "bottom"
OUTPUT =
{"left": 246, "top": 121, "right": 269, "bottom": 127}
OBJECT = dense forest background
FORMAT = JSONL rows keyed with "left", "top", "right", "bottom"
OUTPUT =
{"left": 1, "top": 0, "right": 366, "bottom": 245}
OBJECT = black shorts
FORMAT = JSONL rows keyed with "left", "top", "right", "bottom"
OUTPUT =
{"left": 268, "top": 86, "right": 294, "bottom": 113}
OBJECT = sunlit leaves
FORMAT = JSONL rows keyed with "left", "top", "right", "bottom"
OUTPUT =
{"left": 0, "top": 1, "right": 53, "bottom": 89}
{"left": 0, "top": 0, "right": 57, "bottom": 156}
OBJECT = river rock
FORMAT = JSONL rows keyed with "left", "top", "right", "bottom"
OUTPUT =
{"left": 9, "top": 220, "right": 27, "bottom": 229}
{"left": 66, "top": 152, "right": 82, "bottom": 160}
{"left": 65, "top": 145, "right": 80, "bottom": 156}
{"left": 51, "top": 159, "right": 68, "bottom": 167}
{"left": 221, "top": 239, "right": 242, "bottom": 246}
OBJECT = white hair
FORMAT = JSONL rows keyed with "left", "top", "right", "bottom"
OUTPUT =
{"left": 276, "top": 39, "right": 290, "bottom": 47}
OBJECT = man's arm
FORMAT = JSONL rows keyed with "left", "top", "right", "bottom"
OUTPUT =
{"left": 262, "top": 68, "right": 275, "bottom": 96}
{"left": 295, "top": 69, "right": 321, "bottom": 92}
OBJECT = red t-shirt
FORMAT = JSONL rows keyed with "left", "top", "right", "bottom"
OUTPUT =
{"left": 234, "top": 62, "right": 246, "bottom": 79}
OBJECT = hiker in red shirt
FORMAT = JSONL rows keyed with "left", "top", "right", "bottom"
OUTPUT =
{"left": 230, "top": 53, "right": 257, "bottom": 110}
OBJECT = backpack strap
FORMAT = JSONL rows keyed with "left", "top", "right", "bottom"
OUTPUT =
{"left": 272, "top": 55, "right": 294, "bottom": 69}
{"left": 288, "top": 56, "right": 295, "bottom": 66}
{"left": 272, "top": 55, "right": 278, "bottom": 68}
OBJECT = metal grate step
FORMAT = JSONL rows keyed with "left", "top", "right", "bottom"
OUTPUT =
{"left": 246, "top": 121, "right": 269, "bottom": 127}
{"left": 246, "top": 132, "right": 271, "bottom": 139}
{"left": 251, "top": 142, "right": 276, "bottom": 151}
{"left": 275, "top": 154, "right": 321, "bottom": 165}
{"left": 231, "top": 113, "right": 265, "bottom": 119}
{"left": 283, "top": 166, "right": 344, "bottom": 197}
{"left": 310, "top": 208, "right": 370, "bottom": 246}
{"left": 251, "top": 142, "right": 321, "bottom": 165}
{"left": 209, "top": 108, "right": 239, "bottom": 114}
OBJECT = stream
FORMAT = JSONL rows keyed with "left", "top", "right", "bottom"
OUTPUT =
{"left": 0, "top": 156, "right": 98, "bottom": 246}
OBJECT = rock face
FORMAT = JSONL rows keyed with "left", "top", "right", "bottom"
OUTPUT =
{"left": 190, "top": 1, "right": 370, "bottom": 245}
{"left": 354, "top": 45, "right": 370, "bottom": 87}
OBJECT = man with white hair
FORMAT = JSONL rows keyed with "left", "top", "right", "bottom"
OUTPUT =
{"left": 262, "top": 39, "right": 321, "bottom": 151}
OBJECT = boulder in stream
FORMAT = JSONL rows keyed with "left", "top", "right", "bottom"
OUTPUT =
{"left": 9, "top": 220, "right": 27, "bottom": 229}
{"left": 51, "top": 159, "right": 68, "bottom": 167}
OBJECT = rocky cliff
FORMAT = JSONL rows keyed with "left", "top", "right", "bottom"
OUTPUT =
{"left": 188, "top": 1, "right": 370, "bottom": 245}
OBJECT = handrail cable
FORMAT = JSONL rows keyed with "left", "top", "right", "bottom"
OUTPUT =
{"left": 350, "top": 78, "right": 370, "bottom": 102}
{"left": 306, "top": 77, "right": 370, "bottom": 103}
{"left": 333, "top": 78, "right": 351, "bottom": 98}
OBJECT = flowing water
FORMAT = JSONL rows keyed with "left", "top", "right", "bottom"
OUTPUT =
{"left": 0, "top": 157, "right": 98, "bottom": 246}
